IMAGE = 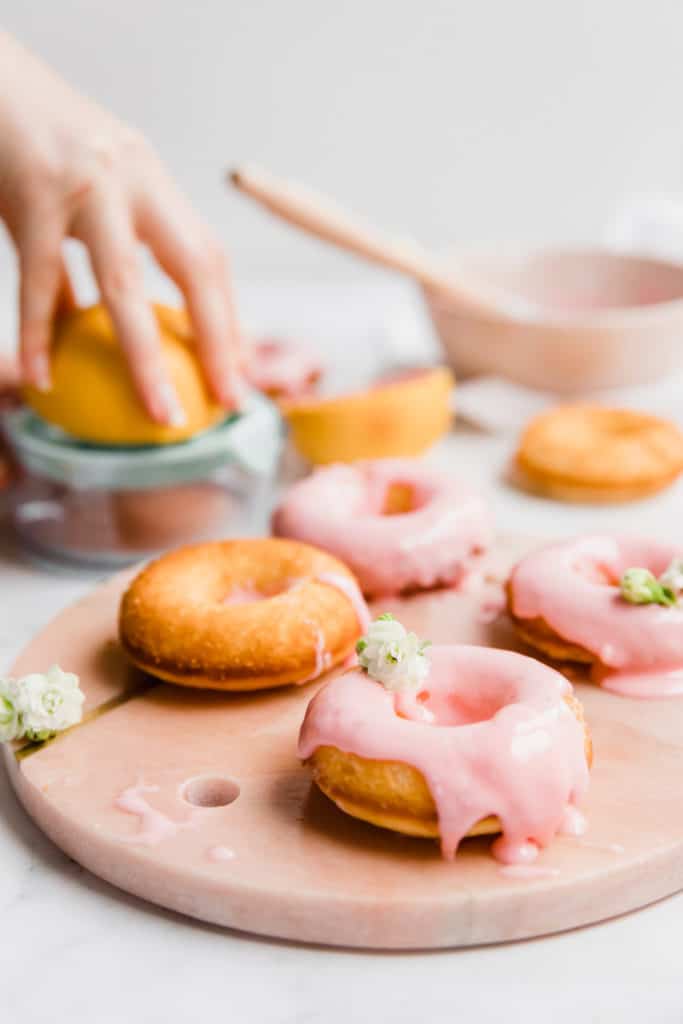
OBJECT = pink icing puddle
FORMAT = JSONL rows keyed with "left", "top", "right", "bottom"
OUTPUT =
{"left": 114, "top": 784, "right": 195, "bottom": 845}
{"left": 207, "top": 845, "right": 236, "bottom": 862}
{"left": 575, "top": 839, "right": 625, "bottom": 854}
{"left": 498, "top": 864, "right": 561, "bottom": 881}
{"left": 510, "top": 536, "right": 683, "bottom": 700}
{"left": 299, "top": 645, "right": 589, "bottom": 863}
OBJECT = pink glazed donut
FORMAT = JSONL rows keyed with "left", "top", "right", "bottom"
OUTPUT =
{"left": 299, "top": 645, "right": 591, "bottom": 863}
{"left": 272, "top": 459, "right": 493, "bottom": 597}
{"left": 508, "top": 534, "right": 683, "bottom": 698}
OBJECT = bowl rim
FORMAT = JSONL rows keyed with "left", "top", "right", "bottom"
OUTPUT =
{"left": 427, "top": 243, "right": 683, "bottom": 329}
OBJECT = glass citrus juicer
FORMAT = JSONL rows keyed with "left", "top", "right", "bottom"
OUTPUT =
{"left": 1, "top": 305, "right": 282, "bottom": 572}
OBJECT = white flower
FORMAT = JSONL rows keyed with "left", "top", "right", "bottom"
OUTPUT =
{"left": 356, "top": 614, "right": 430, "bottom": 693}
{"left": 659, "top": 557, "right": 683, "bottom": 595}
{"left": 12, "top": 666, "right": 84, "bottom": 742}
{"left": 620, "top": 568, "right": 675, "bottom": 606}
{"left": 0, "top": 678, "right": 20, "bottom": 743}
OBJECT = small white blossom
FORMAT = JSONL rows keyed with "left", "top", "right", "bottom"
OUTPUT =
{"left": 11, "top": 666, "right": 84, "bottom": 742}
{"left": 356, "top": 614, "right": 430, "bottom": 693}
{"left": 620, "top": 568, "right": 675, "bottom": 607}
{"left": 0, "top": 678, "right": 20, "bottom": 743}
{"left": 659, "top": 558, "right": 683, "bottom": 595}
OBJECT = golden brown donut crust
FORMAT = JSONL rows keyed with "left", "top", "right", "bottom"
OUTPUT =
{"left": 119, "top": 538, "right": 364, "bottom": 690}
{"left": 308, "top": 695, "right": 591, "bottom": 841}
{"left": 504, "top": 581, "right": 599, "bottom": 676}
{"left": 515, "top": 404, "right": 683, "bottom": 503}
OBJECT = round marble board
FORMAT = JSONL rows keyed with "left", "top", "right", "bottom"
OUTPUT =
{"left": 4, "top": 535, "right": 683, "bottom": 949}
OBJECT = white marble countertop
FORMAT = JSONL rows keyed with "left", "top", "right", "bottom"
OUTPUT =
{"left": 3, "top": 281, "right": 683, "bottom": 1022}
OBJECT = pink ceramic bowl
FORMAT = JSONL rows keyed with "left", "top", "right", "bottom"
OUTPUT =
{"left": 425, "top": 247, "right": 683, "bottom": 393}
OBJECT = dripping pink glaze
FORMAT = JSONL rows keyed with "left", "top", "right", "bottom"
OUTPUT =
{"left": 316, "top": 572, "right": 371, "bottom": 632}
{"left": 301, "top": 619, "right": 332, "bottom": 683}
{"left": 222, "top": 573, "right": 368, "bottom": 676}
{"left": 560, "top": 804, "right": 587, "bottom": 837}
{"left": 273, "top": 459, "right": 493, "bottom": 597}
{"left": 245, "top": 337, "right": 322, "bottom": 399}
{"left": 510, "top": 535, "right": 683, "bottom": 697}
{"left": 114, "top": 784, "right": 194, "bottom": 845}
{"left": 298, "top": 645, "right": 589, "bottom": 863}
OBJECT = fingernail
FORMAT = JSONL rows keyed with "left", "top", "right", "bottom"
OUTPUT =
{"left": 157, "top": 381, "right": 187, "bottom": 427}
{"left": 31, "top": 354, "right": 51, "bottom": 392}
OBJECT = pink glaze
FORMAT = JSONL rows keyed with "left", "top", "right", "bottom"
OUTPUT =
{"left": 316, "top": 571, "right": 371, "bottom": 631}
{"left": 299, "top": 645, "right": 589, "bottom": 863}
{"left": 273, "top": 459, "right": 493, "bottom": 596}
{"left": 499, "top": 864, "right": 561, "bottom": 881}
{"left": 301, "top": 619, "right": 333, "bottom": 683}
{"left": 245, "top": 337, "right": 322, "bottom": 400}
{"left": 575, "top": 840, "right": 625, "bottom": 855}
{"left": 207, "top": 845, "right": 236, "bottom": 862}
{"left": 114, "top": 784, "right": 194, "bottom": 845}
{"left": 477, "top": 594, "right": 506, "bottom": 624}
{"left": 560, "top": 805, "right": 588, "bottom": 837}
{"left": 510, "top": 535, "right": 683, "bottom": 698}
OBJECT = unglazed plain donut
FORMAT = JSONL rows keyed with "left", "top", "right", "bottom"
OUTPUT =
{"left": 507, "top": 534, "right": 683, "bottom": 697}
{"left": 299, "top": 645, "right": 591, "bottom": 863}
{"left": 515, "top": 405, "right": 683, "bottom": 503}
{"left": 119, "top": 538, "right": 369, "bottom": 690}
{"left": 273, "top": 458, "right": 493, "bottom": 597}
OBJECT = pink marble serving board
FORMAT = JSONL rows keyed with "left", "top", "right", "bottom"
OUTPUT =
{"left": 5, "top": 535, "right": 683, "bottom": 949}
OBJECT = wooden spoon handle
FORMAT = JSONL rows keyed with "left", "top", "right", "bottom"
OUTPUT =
{"left": 229, "top": 165, "right": 456, "bottom": 296}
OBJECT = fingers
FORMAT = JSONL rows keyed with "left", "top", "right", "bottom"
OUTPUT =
{"left": 16, "top": 213, "right": 66, "bottom": 390}
{"left": 0, "top": 352, "right": 22, "bottom": 406}
{"left": 56, "top": 257, "right": 77, "bottom": 317}
{"left": 71, "top": 187, "right": 185, "bottom": 426}
{"left": 137, "top": 193, "right": 241, "bottom": 408}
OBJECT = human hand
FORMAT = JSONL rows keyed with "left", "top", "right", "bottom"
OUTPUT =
{"left": 0, "top": 32, "right": 240, "bottom": 425}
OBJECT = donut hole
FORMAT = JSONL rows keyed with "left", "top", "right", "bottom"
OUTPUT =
{"left": 222, "top": 579, "right": 293, "bottom": 604}
{"left": 181, "top": 776, "right": 240, "bottom": 808}
{"left": 382, "top": 483, "right": 417, "bottom": 515}
{"left": 573, "top": 558, "right": 619, "bottom": 586}
{"left": 422, "top": 685, "right": 513, "bottom": 727}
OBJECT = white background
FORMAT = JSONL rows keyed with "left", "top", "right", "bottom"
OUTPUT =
{"left": 1, "top": 0, "right": 683, "bottom": 296}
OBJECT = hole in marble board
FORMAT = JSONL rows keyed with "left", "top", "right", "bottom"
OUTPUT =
{"left": 182, "top": 776, "right": 240, "bottom": 808}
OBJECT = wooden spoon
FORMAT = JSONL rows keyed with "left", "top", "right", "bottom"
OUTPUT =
{"left": 229, "top": 165, "right": 514, "bottom": 319}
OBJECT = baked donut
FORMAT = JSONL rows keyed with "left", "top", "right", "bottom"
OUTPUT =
{"left": 515, "top": 405, "right": 683, "bottom": 503}
{"left": 299, "top": 644, "right": 591, "bottom": 862}
{"left": 507, "top": 534, "right": 683, "bottom": 697}
{"left": 273, "top": 458, "right": 492, "bottom": 597}
{"left": 245, "top": 337, "right": 322, "bottom": 400}
{"left": 119, "top": 538, "right": 369, "bottom": 690}
{"left": 24, "top": 304, "right": 226, "bottom": 446}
